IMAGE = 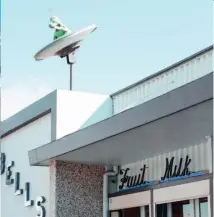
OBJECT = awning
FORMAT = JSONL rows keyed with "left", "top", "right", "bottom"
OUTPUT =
{"left": 28, "top": 73, "right": 213, "bottom": 166}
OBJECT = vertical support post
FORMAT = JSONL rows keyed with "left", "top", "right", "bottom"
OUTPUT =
{"left": 194, "top": 199, "right": 200, "bottom": 217}
{"left": 151, "top": 189, "right": 154, "bottom": 217}
{"left": 189, "top": 199, "right": 195, "bottom": 217}
{"left": 208, "top": 195, "right": 212, "bottom": 217}
{"left": 66, "top": 54, "right": 75, "bottom": 91}
{"left": 70, "top": 64, "right": 73, "bottom": 91}
{"left": 140, "top": 206, "right": 146, "bottom": 217}
{"left": 167, "top": 203, "right": 172, "bottom": 217}
{"left": 210, "top": 135, "right": 214, "bottom": 217}
{"left": 152, "top": 203, "right": 155, "bottom": 217}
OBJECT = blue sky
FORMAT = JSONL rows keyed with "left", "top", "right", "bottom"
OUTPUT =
{"left": 1, "top": 0, "right": 213, "bottom": 119}
{"left": 0, "top": 1, "right": 1, "bottom": 29}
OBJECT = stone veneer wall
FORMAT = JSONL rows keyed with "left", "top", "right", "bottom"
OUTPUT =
{"left": 50, "top": 160, "right": 105, "bottom": 217}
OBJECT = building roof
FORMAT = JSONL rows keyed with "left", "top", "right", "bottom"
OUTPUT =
{"left": 28, "top": 73, "right": 213, "bottom": 166}
{"left": 111, "top": 45, "right": 213, "bottom": 97}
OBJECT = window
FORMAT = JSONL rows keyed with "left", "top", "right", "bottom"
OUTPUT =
{"left": 156, "top": 203, "right": 167, "bottom": 217}
{"left": 156, "top": 198, "right": 210, "bottom": 217}
{"left": 111, "top": 205, "right": 150, "bottom": 217}
{"left": 172, "top": 200, "right": 190, "bottom": 217}
{"left": 123, "top": 207, "right": 140, "bottom": 217}
{"left": 199, "top": 197, "right": 208, "bottom": 217}
{"left": 156, "top": 201, "right": 191, "bottom": 217}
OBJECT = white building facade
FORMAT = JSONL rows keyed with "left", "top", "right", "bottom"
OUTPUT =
{"left": 1, "top": 45, "right": 213, "bottom": 217}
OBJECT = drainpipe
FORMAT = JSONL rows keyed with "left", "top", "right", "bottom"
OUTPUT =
{"left": 103, "top": 165, "right": 118, "bottom": 217}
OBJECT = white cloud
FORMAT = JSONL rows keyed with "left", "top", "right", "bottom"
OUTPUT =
{"left": 1, "top": 76, "right": 53, "bottom": 121}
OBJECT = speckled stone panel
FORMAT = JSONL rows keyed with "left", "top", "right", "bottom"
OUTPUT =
{"left": 50, "top": 160, "right": 57, "bottom": 217}
{"left": 50, "top": 161, "right": 105, "bottom": 217}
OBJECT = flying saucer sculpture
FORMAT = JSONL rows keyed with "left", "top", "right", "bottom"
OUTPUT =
{"left": 34, "top": 24, "right": 97, "bottom": 63}
{"left": 34, "top": 17, "right": 97, "bottom": 90}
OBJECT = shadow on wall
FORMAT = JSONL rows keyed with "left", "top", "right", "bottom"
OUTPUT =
{"left": 80, "top": 97, "right": 113, "bottom": 129}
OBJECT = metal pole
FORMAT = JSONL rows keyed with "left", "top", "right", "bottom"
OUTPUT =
{"left": 69, "top": 64, "right": 72, "bottom": 91}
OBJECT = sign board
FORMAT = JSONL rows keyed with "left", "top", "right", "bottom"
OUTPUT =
{"left": 0, "top": 153, "right": 46, "bottom": 217}
{"left": 117, "top": 139, "right": 212, "bottom": 191}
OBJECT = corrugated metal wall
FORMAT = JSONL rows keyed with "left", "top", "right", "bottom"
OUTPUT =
{"left": 117, "top": 136, "right": 212, "bottom": 189}
{"left": 113, "top": 49, "right": 213, "bottom": 114}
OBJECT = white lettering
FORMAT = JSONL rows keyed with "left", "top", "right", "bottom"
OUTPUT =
{"left": 36, "top": 196, "right": 46, "bottom": 217}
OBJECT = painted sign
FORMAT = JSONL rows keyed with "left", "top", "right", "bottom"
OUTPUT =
{"left": 117, "top": 140, "right": 212, "bottom": 191}
{"left": 0, "top": 153, "right": 46, "bottom": 217}
{"left": 119, "top": 155, "right": 206, "bottom": 191}
{"left": 161, "top": 155, "right": 191, "bottom": 180}
{"left": 119, "top": 164, "right": 148, "bottom": 190}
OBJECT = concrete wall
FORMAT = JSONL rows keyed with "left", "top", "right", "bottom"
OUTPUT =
{"left": 50, "top": 160, "right": 105, "bottom": 217}
{"left": 0, "top": 114, "right": 51, "bottom": 217}
{"left": 56, "top": 90, "right": 112, "bottom": 139}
